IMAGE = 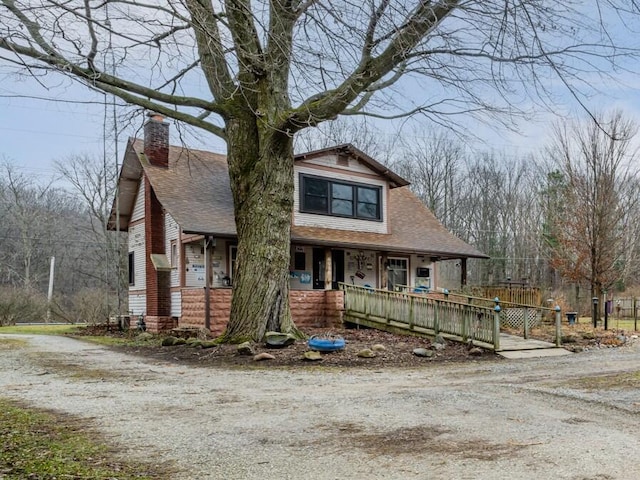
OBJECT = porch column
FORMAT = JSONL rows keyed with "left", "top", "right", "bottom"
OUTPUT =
{"left": 204, "top": 237, "right": 215, "bottom": 330}
{"left": 461, "top": 258, "right": 468, "bottom": 287}
{"left": 324, "top": 248, "right": 332, "bottom": 290}
{"left": 380, "top": 252, "right": 389, "bottom": 290}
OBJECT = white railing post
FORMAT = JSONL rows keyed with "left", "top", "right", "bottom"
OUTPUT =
{"left": 493, "top": 305, "right": 501, "bottom": 350}
{"left": 555, "top": 305, "right": 562, "bottom": 347}
{"left": 409, "top": 295, "right": 414, "bottom": 329}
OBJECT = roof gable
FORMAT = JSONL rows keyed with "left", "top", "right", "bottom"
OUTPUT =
{"left": 294, "top": 144, "right": 409, "bottom": 188}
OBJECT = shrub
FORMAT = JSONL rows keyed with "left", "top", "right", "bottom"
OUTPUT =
{"left": 0, "top": 287, "right": 48, "bottom": 326}
{"left": 67, "top": 288, "right": 118, "bottom": 325}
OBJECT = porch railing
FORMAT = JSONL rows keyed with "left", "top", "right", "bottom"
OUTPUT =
{"left": 340, "top": 283, "right": 499, "bottom": 349}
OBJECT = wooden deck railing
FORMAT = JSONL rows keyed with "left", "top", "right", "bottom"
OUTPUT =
{"left": 340, "top": 283, "right": 500, "bottom": 349}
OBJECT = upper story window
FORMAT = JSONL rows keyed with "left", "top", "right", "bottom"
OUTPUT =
{"left": 301, "top": 174, "right": 382, "bottom": 221}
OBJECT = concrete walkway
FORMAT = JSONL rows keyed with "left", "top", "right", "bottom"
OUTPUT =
{"left": 497, "top": 333, "right": 572, "bottom": 359}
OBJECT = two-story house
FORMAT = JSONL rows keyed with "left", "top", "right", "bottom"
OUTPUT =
{"left": 108, "top": 114, "right": 487, "bottom": 333}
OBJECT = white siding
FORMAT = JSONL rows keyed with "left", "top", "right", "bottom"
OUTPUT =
{"left": 184, "top": 243, "right": 206, "bottom": 287}
{"left": 344, "top": 249, "right": 378, "bottom": 288}
{"left": 293, "top": 164, "right": 388, "bottom": 234}
{"left": 171, "top": 291, "right": 182, "bottom": 317}
{"left": 212, "top": 243, "right": 229, "bottom": 287}
{"left": 131, "top": 178, "right": 145, "bottom": 222}
{"left": 129, "top": 294, "right": 146, "bottom": 316}
{"left": 128, "top": 223, "right": 146, "bottom": 292}
{"left": 289, "top": 245, "right": 313, "bottom": 291}
{"left": 302, "top": 153, "right": 373, "bottom": 175}
{"left": 184, "top": 239, "right": 230, "bottom": 288}
{"left": 408, "top": 255, "right": 433, "bottom": 291}
{"left": 164, "top": 213, "right": 180, "bottom": 288}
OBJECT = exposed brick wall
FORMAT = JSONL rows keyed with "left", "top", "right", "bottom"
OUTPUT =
{"left": 177, "top": 288, "right": 344, "bottom": 333}
{"left": 144, "top": 176, "right": 170, "bottom": 317}
{"left": 144, "top": 114, "right": 169, "bottom": 168}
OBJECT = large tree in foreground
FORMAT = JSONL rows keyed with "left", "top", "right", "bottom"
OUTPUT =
{"left": 2, "top": 1, "right": 639, "bottom": 341}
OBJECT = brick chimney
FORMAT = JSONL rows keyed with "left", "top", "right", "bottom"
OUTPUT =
{"left": 144, "top": 112, "right": 169, "bottom": 168}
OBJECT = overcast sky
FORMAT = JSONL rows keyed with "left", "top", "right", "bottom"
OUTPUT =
{"left": 2, "top": 63, "right": 640, "bottom": 189}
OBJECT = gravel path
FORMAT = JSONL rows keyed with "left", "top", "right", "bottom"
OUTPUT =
{"left": 2, "top": 334, "right": 640, "bottom": 480}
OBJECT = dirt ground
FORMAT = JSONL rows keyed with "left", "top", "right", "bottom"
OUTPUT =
{"left": 4, "top": 328, "right": 640, "bottom": 479}
{"left": 76, "top": 322, "right": 636, "bottom": 368}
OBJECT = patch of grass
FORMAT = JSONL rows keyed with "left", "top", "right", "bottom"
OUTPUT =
{"left": 0, "top": 337, "right": 28, "bottom": 350}
{"left": 0, "top": 324, "right": 84, "bottom": 335}
{"left": 0, "top": 398, "right": 167, "bottom": 479}
{"left": 76, "top": 335, "right": 161, "bottom": 347}
{"left": 25, "top": 353, "right": 131, "bottom": 381}
{"left": 314, "top": 422, "right": 531, "bottom": 460}
{"left": 565, "top": 372, "right": 640, "bottom": 391}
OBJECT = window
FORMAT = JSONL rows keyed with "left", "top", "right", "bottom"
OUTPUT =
{"left": 128, "top": 252, "right": 135, "bottom": 285}
{"left": 387, "top": 257, "right": 408, "bottom": 291}
{"left": 301, "top": 175, "right": 381, "bottom": 221}
{"left": 294, "top": 251, "right": 306, "bottom": 270}
{"left": 170, "top": 241, "right": 178, "bottom": 268}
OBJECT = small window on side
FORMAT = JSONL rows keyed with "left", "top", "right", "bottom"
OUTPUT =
{"left": 170, "top": 241, "right": 178, "bottom": 268}
{"left": 128, "top": 252, "right": 135, "bottom": 285}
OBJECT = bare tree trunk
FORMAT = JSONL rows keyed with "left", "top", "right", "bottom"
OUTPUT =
{"left": 221, "top": 117, "right": 301, "bottom": 342}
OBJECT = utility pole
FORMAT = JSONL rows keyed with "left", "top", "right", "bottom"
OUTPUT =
{"left": 46, "top": 256, "right": 55, "bottom": 323}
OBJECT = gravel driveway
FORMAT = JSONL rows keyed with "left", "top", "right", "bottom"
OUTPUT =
{"left": 1, "top": 333, "right": 640, "bottom": 480}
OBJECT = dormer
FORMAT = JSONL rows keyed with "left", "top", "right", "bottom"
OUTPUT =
{"left": 293, "top": 144, "right": 409, "bottom": 234}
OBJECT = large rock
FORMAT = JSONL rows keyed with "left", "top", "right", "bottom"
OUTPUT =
{"left": 264, "top": 331, "right": 296, "bottom": 348}
{"left": 303, "top": 351, "right": 323, "bottom": 361}
{"left": 254, "top": 352, "right": 276, "bottom": 361}
{"left": 371, "top": 344, "right": 386, "bottom": 352}
{"left": 468, "top": 347, "right": 483, "bottom": 356}
{"left": 161, "top": 336, "right": 178, "bottom": 346}
{"left": 413, "top": 348, "right": 434, "bottom": 358}
{"left": 356, "top": 348, "right": 376, "bottom": 358}
{"left": 237, "top": 342, "right": 255, "bottom": 355}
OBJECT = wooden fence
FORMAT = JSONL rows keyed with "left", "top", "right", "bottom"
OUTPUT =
{"left": 341, "top": 283, "right": 500, "bottom": 349}
{"left": 611, "top": 297, "right": 639, "bottom": 319}
{"left": 468, "top": 286, "right": 542, "bottom": 306}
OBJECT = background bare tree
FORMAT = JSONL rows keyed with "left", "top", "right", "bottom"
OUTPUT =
{"left": 543, "top": 111, "right": 640, "bottom": 315}
{"left": 2, "top": 1, "right": 640, "bottom": 340}
{"left": 392, "top": 131, "right": 463, "bottom": 230}
{"left": 0, "top": 159, "right": 125, "bottom": 324}
{"left": 55, "top": 153, "right": 128, "bottom": 318}
{"left": 0, "top": 164, "right": 62, "bottom": 291}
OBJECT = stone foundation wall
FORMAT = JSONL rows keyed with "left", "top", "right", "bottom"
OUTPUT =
{"left": 144, "top": 315, "right": 177, "bottom": 333}
{"left": 179, "top": 288, "right": 230, "bottom": 336}
{"left": 176, "top": 288, "right": 344, "bottom": 333}
{"left": 324, "top": 290, "right": 345, "bottom": 328}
